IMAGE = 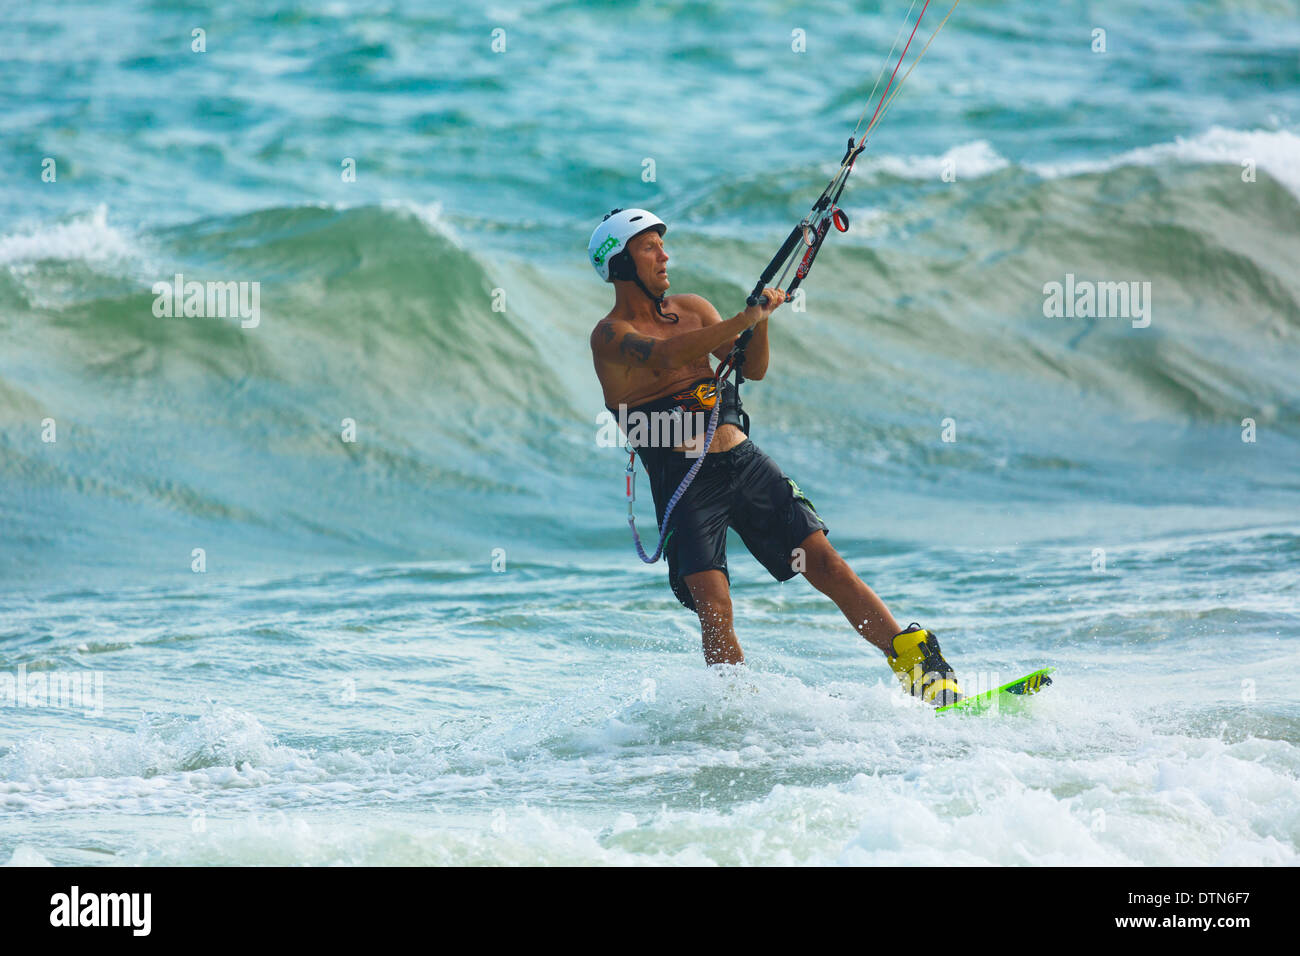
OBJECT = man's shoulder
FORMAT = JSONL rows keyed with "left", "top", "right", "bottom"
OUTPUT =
{"left": 590, "top": 312, "right": 622, "bottom": 347}
{"left": 666, "top": 293, "right": 721, "bottom": 324}
{"left": 666, "top": 292, "right": 709, "bottom": 313}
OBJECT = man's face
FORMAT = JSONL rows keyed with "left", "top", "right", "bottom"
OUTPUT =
{"left": 629, "top": 230, "right": 669, "bottom": 294}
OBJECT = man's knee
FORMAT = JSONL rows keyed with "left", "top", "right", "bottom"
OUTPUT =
{"left": 800, "top": 537, "right": 855, "bottom": 587}
{"left": 685, "top": 570, "right": 731, "bottom": 621}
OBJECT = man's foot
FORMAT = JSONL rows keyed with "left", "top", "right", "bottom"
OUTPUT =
{"left": 887, "top": 623, "right": 963, "bottom": 706}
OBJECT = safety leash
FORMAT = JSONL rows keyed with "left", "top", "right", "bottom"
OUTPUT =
{"left": 625, "top": 387, "right": 724, "bottom": 564}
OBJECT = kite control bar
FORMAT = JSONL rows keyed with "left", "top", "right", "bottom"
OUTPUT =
{"left": 746, "top": 223, "right": 806, "bottom": 307}
{"left": 745, "top": 132, "right": 865, "bottom": 309}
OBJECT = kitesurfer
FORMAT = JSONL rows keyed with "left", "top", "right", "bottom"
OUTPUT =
{"left": 588, "top": 208, "right": 962, "bottom": 705}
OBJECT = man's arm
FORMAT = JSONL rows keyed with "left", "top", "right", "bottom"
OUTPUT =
{"left": 686, "top": 294, "right": 771, "bottom": 381}
{"left": 590, "top": 308, "right": 760, "bottom": 370}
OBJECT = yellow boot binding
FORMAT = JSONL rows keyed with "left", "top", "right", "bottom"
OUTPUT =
{"left": 888, "top": 623, "right": 963, "bottom": 707}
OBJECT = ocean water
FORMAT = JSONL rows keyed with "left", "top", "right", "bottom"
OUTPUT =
{"left": 2, "top": 0, "right": 1298, "bottom": 865}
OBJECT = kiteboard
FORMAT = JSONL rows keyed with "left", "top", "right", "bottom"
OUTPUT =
{"left": 934, "top": 668, "right": 1054, "bottom": 716}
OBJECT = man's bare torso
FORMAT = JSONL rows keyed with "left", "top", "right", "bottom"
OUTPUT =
{"left": 591, "top": 294, "right": 747, "bottom": 455}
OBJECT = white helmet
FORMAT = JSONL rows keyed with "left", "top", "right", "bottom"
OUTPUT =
{"left": 588, "top": 208, "right": 667, "bottom": 282}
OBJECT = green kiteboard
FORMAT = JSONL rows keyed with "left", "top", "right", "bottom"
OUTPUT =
{"left": 934, "top": 668, "right": 1055, "bottom": 716}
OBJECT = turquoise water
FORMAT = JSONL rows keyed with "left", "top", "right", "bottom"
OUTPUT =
{"left": 2, "top": 0, "right": 1299, "bottom": 865}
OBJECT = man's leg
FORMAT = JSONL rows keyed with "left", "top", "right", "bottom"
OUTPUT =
{"left": 684, "top": 569, "right": 744, "bottom": 665}
{"left": 796, "top": 531, "right": 900, "bottom": 655}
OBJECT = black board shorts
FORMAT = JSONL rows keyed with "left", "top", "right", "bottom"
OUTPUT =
{"left": 646, "top": 439, "right": 829, "bottom": 612}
